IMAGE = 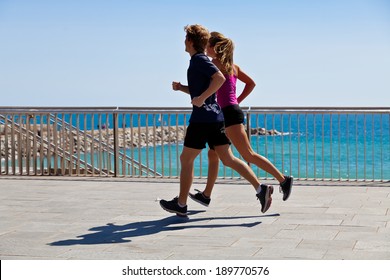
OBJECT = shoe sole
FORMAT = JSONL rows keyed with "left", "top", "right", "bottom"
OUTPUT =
{"left": 189, "top": 193, "right": 210, "bottom": 207}
{"left": 262, "top": 186, "right": 274, "bottom": 213}
{"left": 159, "top": 201, "right": 188, "bottom": 216}
{"left": 283, "top": 177, "right": 293, "bottom": 201}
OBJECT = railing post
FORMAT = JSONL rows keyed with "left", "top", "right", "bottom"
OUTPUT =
{"left": 246, "top": 108, "right": 251, "bottom": 143}
{"left": 246, "top": 108, "right": 251, "bottom": 166}
{"left": 113, "top": 110, "right": 119, "bottom": 177}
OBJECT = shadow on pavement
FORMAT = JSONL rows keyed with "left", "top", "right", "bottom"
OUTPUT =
{"left": 48, "top": 212, "right": 280, "bottom": 246}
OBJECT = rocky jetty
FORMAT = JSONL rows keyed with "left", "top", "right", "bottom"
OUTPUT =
{"left": 1, "top": 125, "right": 281, "bottom": 158}
{"left": 250, "top": 127, "right": 282, "bottom": 136}
{"left": 112, "top": 126, "right": 186, "bottom": 147}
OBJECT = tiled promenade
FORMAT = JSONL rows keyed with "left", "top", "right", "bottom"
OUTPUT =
{"left": 0, "top": 177, "right": 389, "bottom": 260}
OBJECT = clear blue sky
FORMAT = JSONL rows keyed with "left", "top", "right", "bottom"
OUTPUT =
{"left": 0, "top": 0, "right": 389, "bottom": 107}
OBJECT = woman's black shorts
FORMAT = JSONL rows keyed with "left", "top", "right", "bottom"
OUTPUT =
{"left": 222, "top": 104, "right": 245, "bottom": 128}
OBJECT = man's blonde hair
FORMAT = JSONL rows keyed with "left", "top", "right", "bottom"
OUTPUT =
{"left": 184, "top": 24, "right": 210, "bottom": 53}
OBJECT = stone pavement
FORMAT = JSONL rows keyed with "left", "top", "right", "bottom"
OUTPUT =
{"left": 0, "top": 177, "right": 389, "bottom": 260}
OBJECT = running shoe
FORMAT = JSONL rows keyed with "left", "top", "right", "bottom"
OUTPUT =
{"left": 189, "top": 189, "right": 211, "bottom": 207}
{"left": 256, "top": 184, "right": 273, "bottom": 213}
{"left": 280, "top": 176, "right": 293, "bottom": 201}
{"left": 159, "top": 197, "right": 187, "bottom": 216}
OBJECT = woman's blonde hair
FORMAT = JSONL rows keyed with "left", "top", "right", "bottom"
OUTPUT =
{"left": 209, "top": 32, "right": 235, "bottom": 75}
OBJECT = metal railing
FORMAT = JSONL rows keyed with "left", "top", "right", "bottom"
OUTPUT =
{"left": 1, "top": 107, "right": 389, "bottom": 181}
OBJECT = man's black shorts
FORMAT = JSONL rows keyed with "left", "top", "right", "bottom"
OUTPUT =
{"left": 184, "top": 122, "right": 230, "bottom": 150}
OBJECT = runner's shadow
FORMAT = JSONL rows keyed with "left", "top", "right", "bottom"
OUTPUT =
{"left": 48, "top": 212, "right": 280, "bottom": 246}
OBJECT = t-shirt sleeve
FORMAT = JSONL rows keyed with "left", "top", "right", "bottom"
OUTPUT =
{"left": 194, "top": 55, "right": 219, "bottom": 77}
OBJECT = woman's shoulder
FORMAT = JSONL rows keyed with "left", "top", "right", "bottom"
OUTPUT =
{"left": 233, "top": 64, "right": 240, "bottom": 74}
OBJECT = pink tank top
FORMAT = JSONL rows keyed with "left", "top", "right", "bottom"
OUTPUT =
{"left": 216, "top": 74, "right": 238, "bottom": 108}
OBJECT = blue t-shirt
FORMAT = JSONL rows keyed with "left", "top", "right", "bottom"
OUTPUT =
{"left": 187, "top": 53, "right": 224, "bottom": 123}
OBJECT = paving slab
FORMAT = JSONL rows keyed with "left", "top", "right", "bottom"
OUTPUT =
{"left": 0, "top": 177, "right": 389, "bottom": 260}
